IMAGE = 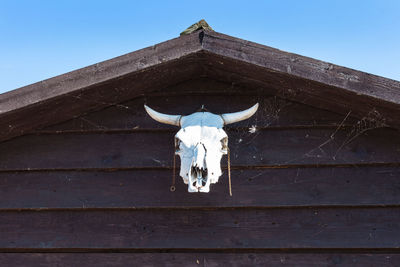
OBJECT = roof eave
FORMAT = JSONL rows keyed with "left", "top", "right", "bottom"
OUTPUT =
{"left": 1, "top": 29, "right": 399, "bottom": 142}
{"left": 200, "top": 31, "right": 400, "bottom": 128}
{"left": 0, "top": 31, "right": 205, "bottom": 141}
{"left": 202, "top": 31, "right": 400, "bottom": 105}
{"left": 0, "top": 32, "right": 204, "bottom": 115}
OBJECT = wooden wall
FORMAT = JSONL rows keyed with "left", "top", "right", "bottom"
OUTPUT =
{"left": 1, "top": 78, "right": 400, "bottom": 266}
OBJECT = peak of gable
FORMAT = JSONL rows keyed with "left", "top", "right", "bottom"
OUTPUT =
{"left": 0, "top": 30, "right": 399, "bottom": 142}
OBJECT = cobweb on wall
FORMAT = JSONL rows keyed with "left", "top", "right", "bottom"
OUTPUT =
{"left": 221, "top": 93, "right": 388, "bottom": 165}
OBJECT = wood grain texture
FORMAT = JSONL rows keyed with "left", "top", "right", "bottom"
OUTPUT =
{"left": 1, "top": 167, "right": 400, "bottom": 209}
{"left": 0, "top": 252, "right": 399, "bottom": 267}
{"left": 2, "top": 29, "right": 400, "bottom": 261}
{"left": 1, "top": 127, "right": 399, "bottom": 170}
{"left": 0, "top": 208, "right": 399, "bottom": 249}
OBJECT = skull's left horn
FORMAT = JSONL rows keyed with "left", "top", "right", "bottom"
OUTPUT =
{"left": 144, "top": 105, "right": 182, "bottom": 126}
{"left": 221, "top": 103, "right": 259, "bottom": 125}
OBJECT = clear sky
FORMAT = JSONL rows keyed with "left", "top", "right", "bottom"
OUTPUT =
{"left": 1, "top": 0, "right": 399, "bottom": 94}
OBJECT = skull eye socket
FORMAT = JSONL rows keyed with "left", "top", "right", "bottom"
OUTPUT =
{"left": 221, "top": 137, "right": 228, "bottom": 153}
{"left": 175, "top": 137, "right": 181, "bottom": 152}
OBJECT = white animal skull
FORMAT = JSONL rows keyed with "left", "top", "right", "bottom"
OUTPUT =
{"left": 144, "top": 103, "right": 258, "bottom": 193}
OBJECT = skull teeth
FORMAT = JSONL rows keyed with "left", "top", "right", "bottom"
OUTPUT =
{"left": 191, "top": 166, "right": 208, "bottom": 188}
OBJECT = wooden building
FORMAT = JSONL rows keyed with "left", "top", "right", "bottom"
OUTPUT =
{"left": 1, "top": 24, "right": 400, "bottom": 266}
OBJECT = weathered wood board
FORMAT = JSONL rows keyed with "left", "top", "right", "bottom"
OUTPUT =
{"left": 0, "top": 167, "right": 399, "bottom": 209}
{"left": 1, "top": 76, "right": 399, "bottom": 265}
{"left": 1, "top": 127, "right": 399, "bottom": 170}
{"left": 1, "top": 208, "right": 399, "bottom": 249}
{"left": 1, "top": 253, "right": 399, "bottom": 267}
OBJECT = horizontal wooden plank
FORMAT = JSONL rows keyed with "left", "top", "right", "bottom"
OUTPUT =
{"left": 1, "top": 167, "right": 400, "bottom": 209}
{"left": 1, "top": 127, "right": 399, "bottom": 170}
{"left": 42, "top": 79, "right": 357, "bottom": 131}
{"left": 0, "top": 252, "right": 399, "bottom": 266}
{"left": 0, "top": 207, "right": 399, "bottom": 249}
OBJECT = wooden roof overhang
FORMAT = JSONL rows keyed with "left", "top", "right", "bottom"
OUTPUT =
{"left": 1, "top": 30, "right": 399, "bottom": 142}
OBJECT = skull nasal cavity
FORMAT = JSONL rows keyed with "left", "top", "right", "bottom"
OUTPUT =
{"left": 194, "top": 143, "right": 207, "bottom": 169}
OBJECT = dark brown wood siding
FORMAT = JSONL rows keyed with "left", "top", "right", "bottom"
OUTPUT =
{"left": 1, "top": 78, "right": 400, "bottom": 266}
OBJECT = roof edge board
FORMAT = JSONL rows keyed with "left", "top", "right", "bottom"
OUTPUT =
{"left": 0, "top": 31, "right": 203, "bottom": 115}
{"left": 0, "top": 53, "right": 204, "bottom": 143}
{"left": 0, "top": 28, "right": 399, "bottom": 142}
{"left": 201, "top": 31, "right": 400, "bottom": 106}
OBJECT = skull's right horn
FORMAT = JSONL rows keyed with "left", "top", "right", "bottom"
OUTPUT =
{"left": 220, "top": 103, "right": 259, "bottom": 125}
{"left": 144, "top": 105, "right": 182, "bottom": 126}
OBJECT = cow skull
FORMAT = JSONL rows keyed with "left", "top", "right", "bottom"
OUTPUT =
{"left": 144, "top": 103, "right": 259, "bottom": 193}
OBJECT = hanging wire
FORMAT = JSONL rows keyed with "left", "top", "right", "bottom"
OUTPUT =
{"left": 228, "top": 147, "right": 232, "bottom": 196}
{"left": 170, "top": 153, "right": 176, "bottom": 192}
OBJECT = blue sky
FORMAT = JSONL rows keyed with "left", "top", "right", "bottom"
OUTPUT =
{"left": 1, "top": 0, "right": 399, "bottom": 94}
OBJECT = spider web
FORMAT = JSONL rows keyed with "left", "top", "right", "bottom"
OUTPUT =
{"left": 221, "top": 92, "right": 388, "bottom": 165}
